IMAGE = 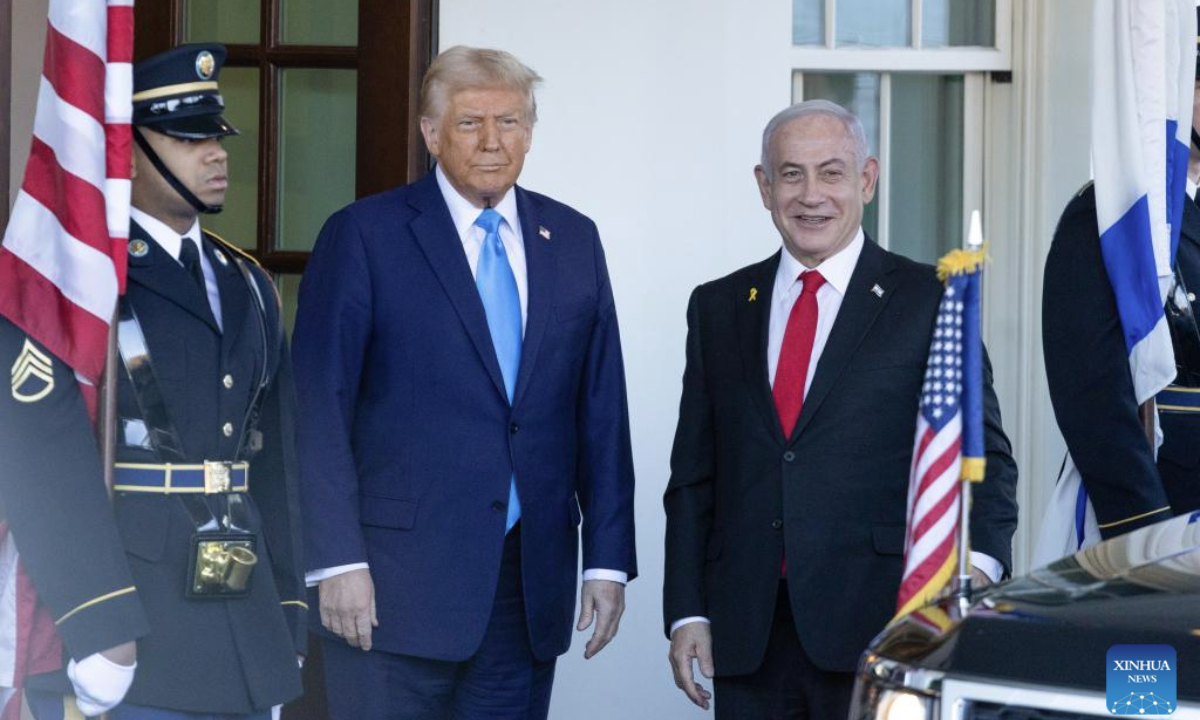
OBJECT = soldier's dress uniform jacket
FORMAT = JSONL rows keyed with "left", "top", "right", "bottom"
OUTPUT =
{"left": 0, "top": 220, "right": 306, "bottom": 715}
{"left": 1044, "top": 185, "right": 1200, "bottom": 538}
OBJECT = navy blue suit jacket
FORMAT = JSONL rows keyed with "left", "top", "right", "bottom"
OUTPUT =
{"left": 292, "top": 171, "right": 637, "bottom": 663}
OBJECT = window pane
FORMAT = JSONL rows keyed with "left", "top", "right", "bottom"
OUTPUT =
{"left": 281, "top": 0, "right": 358, "bottom": 46}
{"left": 836, "top": 0, "right": 910, "bottom": 47}
{"left": 923, "top": 0, "right": 995, "bottom": 47}
{"left": 203, "top": 67, "right": 259, "bottom": 251}
{"left": 277, "top": 69, "right": 357, "bottom": 252}
{"left": 797, "top": 72, "right": 881, "bottom": 241}
{"left": 185, "top": 0, "right": 260, "bottom": 45}
{"left": 792, "top": 0, "right": 824, "bottom": 45}
{"left": 888, "top": 75, "right": 964, "bottom": 264}
{"left": 275, "top": 274, "right": 302, "bottom": 336}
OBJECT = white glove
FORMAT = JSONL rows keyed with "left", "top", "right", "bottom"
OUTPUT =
{"left": 67, "top": 652, "right": 136, "bottom": 717}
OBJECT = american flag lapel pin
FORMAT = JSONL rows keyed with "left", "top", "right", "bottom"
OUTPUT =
{"left": 539, "top": 226, "right": 551, "bottom": 240}
{"left": 871, "top": 284, "right": 885, "bottom": 298}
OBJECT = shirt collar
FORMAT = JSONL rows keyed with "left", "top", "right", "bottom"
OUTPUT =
{"left": 1188, "top": 177, "right": 1198, "bottom": 202}
{"left": 130, "top": 207, "right": 201, "bottom": 261}
{"left": 774, "top": 227, "right": 865, "bottom": 298}
{"left": 435, "top": 164, "right": 521, "bottom": 241}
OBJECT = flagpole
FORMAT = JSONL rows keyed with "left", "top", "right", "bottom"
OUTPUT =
{"left": 952, "top": 210, "right": 985, "bottom": 608}
{"left": 99, "top": 310, "right": 119, "bottom": 496}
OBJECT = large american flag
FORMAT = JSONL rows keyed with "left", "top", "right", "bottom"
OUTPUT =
{"left": 0, "top": 1, "right": 133, "bottom": 715}
{"left": 896, "top": 256, "right": 985, "bottom": 618}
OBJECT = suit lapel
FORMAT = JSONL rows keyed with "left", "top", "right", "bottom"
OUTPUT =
{"left": 789, "top": 238, "right": 897, "bottom": 443}
{"left": 205, "top": 236, "right": 250, "bottom": 357}
{"left": 408, "top": 174, "right": 509, "bottom": 403}
{"left": 511, "top": 187, "right": 555, "bottom": 410}
{"left": 737, "top": 252, "right": 785, "bottom": 443}
{"left": 127, "top": 221, "right": 220, "bottom": 333}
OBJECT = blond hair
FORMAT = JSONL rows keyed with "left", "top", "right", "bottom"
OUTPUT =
{"left": 420, "top": 46, "right": 543, "bottom": 123}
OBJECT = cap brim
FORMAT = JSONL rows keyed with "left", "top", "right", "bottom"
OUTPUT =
{"left": 142, "top": 113, "right": 239, "bottom": 139}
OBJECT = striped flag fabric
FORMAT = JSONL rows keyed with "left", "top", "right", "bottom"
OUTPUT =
{"left": 895, "top": 249, "right": 986, "bottom": 618}
{"left": 1033, "top": 0, "right": 1197, "bottom": 565}
{"left": 0, "top": 1, "right": 133, "bottom": 716}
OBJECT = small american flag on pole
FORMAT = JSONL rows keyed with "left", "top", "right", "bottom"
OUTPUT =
{"left": 895, "top": 246, "right": 986, "bottom": 619}
{"left": 0, "top": 0, "right": 133, "bottom": 715}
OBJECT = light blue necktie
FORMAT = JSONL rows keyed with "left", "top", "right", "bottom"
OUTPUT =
{"left": 474, "top": 208, "right": 522, "bottom": 532}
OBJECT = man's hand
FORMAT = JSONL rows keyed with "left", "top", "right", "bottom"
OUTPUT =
{"left": 669, "top": 622, "right": 713, "bottom": 710}
{"left": 68, "top": 642, "right": 137, "bottom": 716}
{"left": 319, "top": 568, "right": 378, "bottom": 651}
{"left": 576, "top": 579, "right": 625, "bottom": 659}
{"left": 970, "top": 567, "right": 994, "bottom": 589}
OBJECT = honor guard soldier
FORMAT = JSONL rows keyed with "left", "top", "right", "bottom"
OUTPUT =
{"left": 0, "top": 44, "right": 306, "bottom": 719}
{"left": 1044, "top": 11, "right": 1200, "bottom": 540}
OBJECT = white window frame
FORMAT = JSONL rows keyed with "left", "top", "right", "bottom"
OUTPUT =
{"left": 791, "top": 71, "right": 985, "bottom": 252}
{"left": 791, "top": 0, "right": 1012, "bottom": 71}
{"left": 789, "top": 0, "right": 1007, "bottom": 251}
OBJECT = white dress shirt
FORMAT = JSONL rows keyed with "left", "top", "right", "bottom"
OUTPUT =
{"left": 671, "top": 228, "right": 999, "bottom": 635}
{"left": 307, "top": 169, "right": 626, "bottom": 587}
{"left": 130, "top": 207, "right": 222, "bottom": 331}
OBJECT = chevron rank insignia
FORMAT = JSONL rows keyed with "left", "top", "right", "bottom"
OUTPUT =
{"left": 11, "top": 338, "right": 54, "bottom": 403}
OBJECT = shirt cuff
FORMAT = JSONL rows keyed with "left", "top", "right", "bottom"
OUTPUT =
{"left": 669, "top": 617, "right": 710, "bottom": 635}
{"left": 970, "top": 551, "right": 1003, "bottom": 583}
{"left": 582, "top": 569, "right": 628, "bottom": 584}
{"left": 305, "top": 563, "right": 369, "bottom": 588}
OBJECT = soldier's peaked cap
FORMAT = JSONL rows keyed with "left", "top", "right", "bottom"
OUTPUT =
{"left": 133, "top": 43, "right": 238, "bottom": 139}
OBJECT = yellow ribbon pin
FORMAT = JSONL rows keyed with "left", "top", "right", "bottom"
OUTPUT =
{"left": 749, "top": 288, "right": 758, "bottom": 302}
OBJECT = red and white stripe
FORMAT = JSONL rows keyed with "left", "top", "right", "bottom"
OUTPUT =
{"left": 0, "top": 1, "right": 132, "bottom": 715}
{"left": 0, "top": 0, "right": 131, "bottom": 392}
{"left": 895, "top": 413, "right": 962, "bottom": 617}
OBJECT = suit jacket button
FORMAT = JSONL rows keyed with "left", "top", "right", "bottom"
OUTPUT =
{"left": 783, "top": 451, "right": 796, "bottom": 462}
{"left": 771, "top": 519, "right": 783, "bottom": 530}
{"left": 222, "top": 374, "right": 234, "bottom": 389}
{"left": 222, "top": 422, "right": 234, "bottom": 437}
{"left": 491, "top": 500, "right": 506, "bottom": 513}
{"left": 510, "top": 423, "right": 519, "bottom": 434}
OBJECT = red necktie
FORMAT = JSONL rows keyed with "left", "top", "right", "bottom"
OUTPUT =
{"left": 775, "top": 270, "right": 824, "bottom": 577}
{"left": 773, "top": 270, "right": 825, "bottom": 439}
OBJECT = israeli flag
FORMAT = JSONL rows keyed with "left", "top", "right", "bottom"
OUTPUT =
{"left": 1035, "top": 0, "right": 1196, "bottom": 566}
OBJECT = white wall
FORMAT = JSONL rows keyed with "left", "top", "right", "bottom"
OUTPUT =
{"left": 441, "top": 1, "right": 798, "bottom": 718}
{"left": 439, "top": 1, "right": 1093, "bottom": 719}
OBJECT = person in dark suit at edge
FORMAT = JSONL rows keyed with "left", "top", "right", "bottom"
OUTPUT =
{"left": 291, "top": 46, "right": 637, "bottom": 720}
{"left": 663, "top": 99, "right": 1019, "bottom": 719}
{"left": 1043, "top": 13, "right": 1200, "bottom": 540}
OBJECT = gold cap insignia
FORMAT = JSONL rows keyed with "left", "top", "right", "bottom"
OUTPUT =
{"left": 539, "top": 226, "right": 551, "bottom": 240}
{"left": 130, "top": 239, "right": 149, "bottom": 257}
{"left": 195, "top": 51, "right": 216, "bottom": 80}
{"left": 748, "top": 288, "right": 758, "bottom": 302}
{"left": 871, "top": 284, "right": 885, "bottom": 298}
{"left": 11, "top": 338, "right": 54, "bottom": 403}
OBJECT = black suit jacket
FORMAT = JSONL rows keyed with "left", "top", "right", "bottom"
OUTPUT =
{"left": 1044, "top": 186, "right": 1200, "bottom": 536}
{"left": 663, "top": 238, "right": 1019, "bottom": 675}
{"left": 1, "top": 222, "right": 305, "bottom": 714}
